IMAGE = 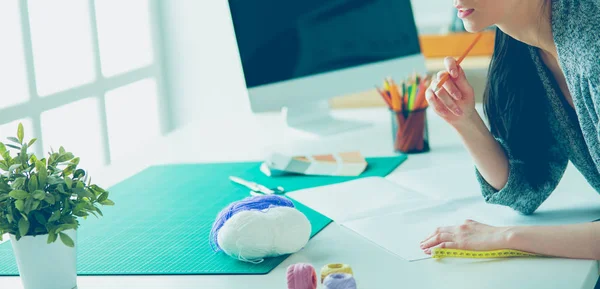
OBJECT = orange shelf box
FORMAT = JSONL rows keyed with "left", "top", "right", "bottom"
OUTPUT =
{"left": 419, "top": 31, "right": 495, "bottom": 58}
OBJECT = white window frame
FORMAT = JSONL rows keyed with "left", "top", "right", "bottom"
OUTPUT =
{"left": 0, "top": 0, "right": 172, "bottom": 166}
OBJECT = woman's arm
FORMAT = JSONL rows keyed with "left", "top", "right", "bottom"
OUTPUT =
{"left": 430, "top": 57, "right": 569, "bottom": 215}
{"left": 425, "top": 59, "right": 509, "bottom": 190}
{"left": 420, "top": 220, "right": 600, "bottom": 260}
{"left": 453, "top": 112, "right": 509, "bottom": 191}
{"left": 509, "top": 222, "right": 600, "bottom": 260}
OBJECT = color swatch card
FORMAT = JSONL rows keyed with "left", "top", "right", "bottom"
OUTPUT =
{"left": 261, "top": 151, "right": 368, "bottom": 177}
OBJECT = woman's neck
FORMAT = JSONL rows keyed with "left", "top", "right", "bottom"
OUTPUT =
{"left": 496, "top": 0, "right": 557, "bottom": 58}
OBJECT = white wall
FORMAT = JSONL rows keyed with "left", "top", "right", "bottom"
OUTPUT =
{"left": 161, "top": 0, "right": 252, "bottom": 129}
{"left": 161, "top": 0, "right": 456, "bottom": 129}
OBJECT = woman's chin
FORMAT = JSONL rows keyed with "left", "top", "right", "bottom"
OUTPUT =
{"left": 463, "top": 22, "right": 487, "bottom": 33}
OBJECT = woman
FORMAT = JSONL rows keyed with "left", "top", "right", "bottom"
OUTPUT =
{"left": 419, "top": 0, "right": 600, "bottom": 259}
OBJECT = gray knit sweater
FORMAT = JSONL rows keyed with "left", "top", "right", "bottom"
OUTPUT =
{"left": 476, "top": 0, "right": 600, "bottom": 215}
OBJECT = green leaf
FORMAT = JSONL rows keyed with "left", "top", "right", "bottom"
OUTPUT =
{"left": 47, "top": 176, "right": 63, "bottom": 185}
{"left": 62, "top": 165, "right": 74, "bottom": 177}
{"left": 55, "top": 223, "right": 77, "bottom": 233}
{"left": 100, "top": 199, "right": 115, "bottom": 206}
{"left": 59, "top": 232, "right": 75, "bottom": 247}
{"left": 9, "top": 190, "right": 29, "bottom": 200}
{"left": 48, "top": 210, "right": 61, "bottom": 222}
{"left": 75, "top": 181, "right": 84, "bottom": 189}
{"left": 11, "top": 177, "right": 25, "bottom": 189}
{"left": 6, "top": 213, "right": 14, "bottom": 224}
{"left": 56, "top": 184, "right": 68, "bottom": 195}
{"left": 32, "top": 200, "right": 40, "bottom": 210}
{"left": 59, "top": 146, "right": 65, "bottom": 154}
{"left": 36, "top": 161, "right": 47, "bottom": 188}
{"left": 73, "top": 188, "right": 94, "bottom": 199}
{"left": 8, "top": 164, "right": 21, "bottom": 172}
{"left": 56, "top": 153, "right": 74, "bottom": 163}
{"left": 89, "top": 184, "right": 105, "bottom": 197}
{"left": 18, "top": 218, "right": 29, "bottom": 236}
{"left": 20, "top": 144, "right": 28, "bottom": 164}
{"left": 0, "top": 194, "right": 8, "bottom": 202}
{"left": 0, "top": 142, "right": 6, "bottom": 154}
{"left": 73, "top": 211, "right": 88, "bottom": 217}
{"left": 7, "top": 137, "right": 21, "bottom": 145}
{"left": 15, "top": 199, "right": 24, "bottom": 211}
{"left": 0, "top": 182, "right": 11, "bottom": 193}
{"left": 33, "top": 211, "right": 47, "bottom": 225}
{"left": 47, "top": 230, "right": 57, "bottom": 244}
{"left": 29, "top": 154, "right": 37, "bottom": 164}
{"left": 5, "top": 144, "right": 20, "bottom": 151}
{"left": 27, "top": 138, "right": 37, "bottom": 148}
{"left": 64, "top": 176, "right": 72, "bottom": 188}
{"left": 24, "top": 165, "right": 34, "bottom": 173}
{"left": 2, "top": 151, "right": 11, "bottom": 161}
{"left": 28, "top": 175, "right": 38, "bottom": 192}
{"left": 97, "top": 191, "right": 109, "bottom": 202}
{"left": 73, "top": 169, "right": 85, "bottom": 179}
{"left": 17, "top": 123, "right": 24, "bottom": 143}
{"left": 24, "top": 197, "right": 33, "bottom": 214}
{"left": 44, "top": 194, "right": 56, "bottom": 205}
{"left": 94, "top": 206, "right": 103, "bottom": 217}
{"left": 32, "top": 190, "right": 45, "bottom": 200}
{"left": 63, "top": 200, "right": 71, "bottom": 214}
{"left": 0, "top": 160, "right": 8, "bottom": 171}
{"left": 71, "top": 157, "right": 80, "bottom": 166}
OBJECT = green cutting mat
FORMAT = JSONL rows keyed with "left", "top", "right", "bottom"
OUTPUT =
{"left": 0, "top": 156, "right": 406, "bottom": 275}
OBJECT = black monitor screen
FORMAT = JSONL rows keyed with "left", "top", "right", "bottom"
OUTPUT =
{"left": 229, "top": 0, "right": 421, "bottom": 88}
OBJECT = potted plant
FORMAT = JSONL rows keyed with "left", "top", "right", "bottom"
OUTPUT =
{"left": 0, "top": 124, "right": 114, "bottom": 289}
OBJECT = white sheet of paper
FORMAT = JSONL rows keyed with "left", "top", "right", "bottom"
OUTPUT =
{"left": 386, "top": 165, "right": 483, "bottom": 200}
{"left": 342, "top": 200, "right": 476, "bottom": 261}
{"left": 287, "top": 177, "right": 432, "bottom": 222}
{"left": 288, "top": 174, "right": 600, "bottom": 262}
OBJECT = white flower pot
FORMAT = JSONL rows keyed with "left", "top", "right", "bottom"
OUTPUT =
{"left": 10, "top": 229, "right": 77, "bottom": 289}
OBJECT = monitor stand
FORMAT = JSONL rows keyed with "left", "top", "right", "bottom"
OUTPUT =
{"left": 283, "top": 100, "right": 370, "bottom": 136}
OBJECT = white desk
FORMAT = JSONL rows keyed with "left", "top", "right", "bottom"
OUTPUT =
{"left": 1, "top": 107, "right": 598, "bottom": 289}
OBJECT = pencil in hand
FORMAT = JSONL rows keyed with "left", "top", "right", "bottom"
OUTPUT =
{"left": 434, "top": 33, "right": 483, "bottom": 91}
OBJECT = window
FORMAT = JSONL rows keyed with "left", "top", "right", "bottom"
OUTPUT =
{"left": 0, "top": 0, "right": 170, "bottom": 171}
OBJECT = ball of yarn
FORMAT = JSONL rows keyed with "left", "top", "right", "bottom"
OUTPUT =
{"left": 210, "top": 194, "right": 295, "bottom": 251}
{"left": 320, "top": 263, "right": 353, "bottom": 283}
{"left": 287, "top": 263, "right": 317, "bottom": 289}
{"left": 323, "top": 273, "right": 357, "bottom": 289}
{"left": 210, "top": 195, "right": 311, "bottom": 263}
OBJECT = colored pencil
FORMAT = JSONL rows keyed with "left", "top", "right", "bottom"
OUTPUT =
{"left": 389, "top": 80, "right": 402, "bottom": 112}
{"left": 434, "top": 33, "right": 483, "bottom": 91}
{"left": 376, "top": 87, "right": 392, "bottom": 108}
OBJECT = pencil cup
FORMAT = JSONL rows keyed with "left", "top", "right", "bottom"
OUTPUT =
{"left": 391, "top": 108, "right": 430, "bottom": 154}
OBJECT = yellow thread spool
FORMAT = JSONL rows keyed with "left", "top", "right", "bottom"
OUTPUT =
{"left": 431, "top": 248, "right": 541, "bottom": 259}
{"left": 320, "top": 263, "right": 353, "bottom": 283}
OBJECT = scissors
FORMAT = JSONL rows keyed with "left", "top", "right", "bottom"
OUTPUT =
{"left": 229, "top": 176, "right": 285, "bottom": 195}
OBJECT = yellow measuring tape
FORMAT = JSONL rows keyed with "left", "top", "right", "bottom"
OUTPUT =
{"left": 431, "top": 248, "right": 541, "bottom": 259}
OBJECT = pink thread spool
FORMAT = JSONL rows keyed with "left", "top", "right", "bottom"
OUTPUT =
{"left": 287, "top": 263, "right": 317, "bottom": 289}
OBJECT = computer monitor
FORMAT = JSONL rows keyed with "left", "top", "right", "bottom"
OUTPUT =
{"left": 228, "top": 0, "right": 427, "bottom": 135}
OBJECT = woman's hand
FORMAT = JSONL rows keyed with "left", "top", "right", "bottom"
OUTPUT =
{"left": 420, "top": 220, "right": 513, "bottom": 254}
{"left": 426, "top": 57, "right": 477, "bottom": 127}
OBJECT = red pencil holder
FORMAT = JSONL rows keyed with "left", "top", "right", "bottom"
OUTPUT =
{"left": 391, "top": 108, "right": 430, "bottom": 154}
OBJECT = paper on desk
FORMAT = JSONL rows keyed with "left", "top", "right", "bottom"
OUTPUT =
{"left": 386, "top": 165, "right": 483, "bottom": 200}
{"left": 289, "top": 175, "right": 600, "bottom": 262}
{"left": 287, "top": 177, "right": 432, "bottom": 223}
{"left": 343, "top": 199, "right": 478, "bottom": 261}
